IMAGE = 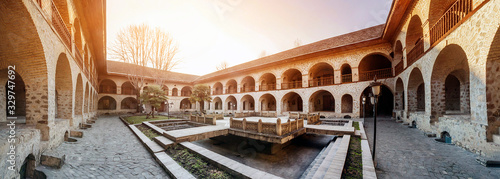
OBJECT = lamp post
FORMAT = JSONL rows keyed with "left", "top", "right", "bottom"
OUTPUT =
{"left": 370, "top": 76, "right": 382, "bottom": 161}
{"left": 362, "top": 95, "right": 366, "bottom": 121}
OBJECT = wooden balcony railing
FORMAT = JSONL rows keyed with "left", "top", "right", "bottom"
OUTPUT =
{"left": 181, "top": 92, "right": 192, "bottom": 97}
{"left": 259, "top": 84, "right": 276, "bottom": 91}
{"left": 212, "top": 90, "right": 223, "bottom": 95}
{"left": 430, "top": 0, "right": 473, "bottom": 45}
{"left": 281, "top": 81, "right": 302, "bottom": 90}
{"left": 359, "top": 68, "right": 393, "bottom": 81}
{"left": 50, "top": 1, "right": 71, "bottom": 49}
{"left": 75, "top": 47, "right": 84, "bottom": 69}
{"left": 240, "top": 86, "right": 255, "bottom": 93}
{"left": 395, "top": 61, "right": 404, "bottom": 76}
{"left": 341, "top": 74, "right": 352, "bottom": 83}
{"left": 225, "top": 89, "right": 237, "bottom": 94}
{"left": 407, "top": 39, "right": 424, "bottom": 67}
{"left": 309, "top": 76, "right": 334, "bottom": 87}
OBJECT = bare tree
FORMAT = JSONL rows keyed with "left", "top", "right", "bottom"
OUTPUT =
{"left": 111, "top": 24, "right": 180, "bottom": 112}
{"left": 216, "top": 61, "right": 229, "bottom": 71}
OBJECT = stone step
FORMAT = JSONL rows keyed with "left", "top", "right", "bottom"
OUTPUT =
{"left": 180, "top": 142, "right": 282, "bottom": 179}
{"left": 144, "top": 122, "right": 168, "bottom": 135}
{"left": 40, "top": 153, "right": 65, "bottom": 169}
{"left": 310, "top": 137, "right": 344, "bottom": 179}
{"left": 153, "top": 136, "right": 174, "bottom": 149}
{"left": 129, "top": 125, "right": 165, "bottom": 153}
{"left": 493, "top": 135, "right": 500, "bottom": 145}
{"left": 79, "top": 123, "right": 92, "bottom": 129}
{"left": 325, "top": 135, "right": 351, "bottom": 178}
{"left": 301, "top": 137, "right": 338, "bottom": 179}
{"left": 70, "top": 130, "right": 83, "bottom": 138}
{"left": 154, "top": 152, "right": 196, "bottom": 179}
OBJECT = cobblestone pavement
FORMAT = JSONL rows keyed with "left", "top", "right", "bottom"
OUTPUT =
{"left": 39, "top": 116, "right": 169, "bottom": 178}
{"left": 364, "top": 117, "right": 500, "bottom": 179}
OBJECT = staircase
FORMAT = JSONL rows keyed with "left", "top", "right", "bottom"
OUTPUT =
{"left": 301, "top": 135, "right": 351, "bottom": 179}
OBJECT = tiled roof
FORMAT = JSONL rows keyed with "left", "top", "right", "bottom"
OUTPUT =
{"left": 106, "top": 60, "right": 200, "bottom": 83}
{"left": 195, "top": 24, "right": 385, "bottom": 82}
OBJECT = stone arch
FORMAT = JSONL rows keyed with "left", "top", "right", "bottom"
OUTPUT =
{"left": 213, "top": 97, "right": 223, "bottom": 110}
{"left": 55, "top": 53, "right": 73, "bottom": 120}
{"left": 360, "top": 85, "right": 394, "bottom": 117}
{"left": 162, "top": 85, "right": 169, "bottom": 96}
{"left": 172, "top": 88, "right": 178, "bottom": 96}
{"left": 225, "top": 79, "right": 237, "bottom": 94}
{"left": 3, "top": 71, "right": 27, "bottom": 120}
{"left": 309, "top": 90, "right": 335, "bottom": 112}
{"left": 340, "top": 63, "right": 353, "bottom": 83}
{"left": 121, "top": 81, "right": 136, "bottom": 95}
{"left": 241, "top": 95, "right": 255, "bottom": 111}
{"left": 180, "top": 98, "right": 192, "bottom": 109}
{"left": 342, "top": 94, "right": 353, "bottom": 113}
{"left": 282, "top": 68, "right": 302, "bottom": 89}
{"left": 181, "top": 86, "right": 192, "bottom": 96}
{"left": 75, "top": 74, "right": 83, "bottom": 115}
{"left": 395, "top": 78, "right": 405, "bottom": 110}
{"left": 394, "top": 40, "right": 404, "bottom": 64}
{"left": 358, "top": 53, "right": 392, "bottom": 81}
{"left": 408, "top": 68, "right": 425, "bottom": 112}
{"left": 240, "top": 76, "right": 255, "bottom": 92}
{"left": 309, "top": 62, "right": 334, "bottom": 87}
{"left": 213, "top": 82, "right": 223, "bottom": 95}
{"left": 98, "top": 96, "right": 116, "bottom": 110}
{"left": 282, "top": 92, "right": 303, "bottom": 112}
{"left": 406, "top": 15, "right": 424, "bottom": 57}
{"left": 121, "top": 97, "right": 138, "bottom": 109}
{"left": 259, "top": 73, "right": 276, "bottom": 91}
{"left": 99, "top": 79, "right": 117, "bottom": 94}
{"left": 0, "top": 1, "right": 48, "bottom": 125}
{"left": 431, "top": 44, "right": 470, "bottom": 118}
{"left": 486, "top": 26, "right": 500, "bottom": 141}
{"left": 259, "top": 93, "right": 276, "bottom": 111}
{"left": 225, "top": 95, "right": 237, "bottom": 110}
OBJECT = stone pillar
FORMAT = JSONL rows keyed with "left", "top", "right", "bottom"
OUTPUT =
{"left": 302, "top": 74, "right": 309, "bottom": 88}
{"left": 276, "top": 78, "right": 282, "bottom": 90}
{"left": 422, "top": 19, "right": 431, "bottom": 52}
{"left": 303, "top": 99, "right": 309, "bottom": 114}
{"left": 334, "top": 70, "right": 341, "bottom": 84}
{"left": 117, "top": 85, "right": 122, "bottom": 94}
{"left": 352, "top": 67, "right": 359, "bottom": 82}
{"left": 258, "top": 119, "right": 262, "bottom": 133}
{"left": 276, "top": 118, "right": 282, "bottom": 136}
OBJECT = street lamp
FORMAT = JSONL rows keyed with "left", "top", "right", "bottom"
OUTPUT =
{"left": 166, "top": 101, "right": 173, "bottom": 119}
{"left": 370, "top": 76, "right": 382, "bottom": 161}
{"left": 362, "top": 95, "right": 366, "bottom": 120}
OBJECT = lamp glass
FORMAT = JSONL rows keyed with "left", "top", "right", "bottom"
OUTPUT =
{"left": 370, "top": 96, "right": 375, "bottom": 105}
{"left": 371, "top": 85, "right": 381, "bottom": 96}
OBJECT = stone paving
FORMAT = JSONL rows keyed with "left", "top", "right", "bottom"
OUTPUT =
{"left": 38, "top": 116, "right": 169, "bottom": 178}
{"left": 364, "top": 117, "right": 500, "bottom": 179}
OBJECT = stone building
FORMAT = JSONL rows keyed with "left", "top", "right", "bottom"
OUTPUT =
{"left": 1, "top": 0, "right": 500, "bottom": 178}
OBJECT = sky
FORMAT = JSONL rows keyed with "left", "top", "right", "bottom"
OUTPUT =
{"left": 106, "top": 0, "right": 393, "bottom": 76}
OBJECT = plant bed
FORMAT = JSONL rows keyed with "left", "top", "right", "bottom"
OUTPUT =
{"left": 136, "top": 124, "right": 161, "bottom": 140}
{"left": 353, "top": 121, "right": 360, "bottom": 130}
{"left": 165, "top": 145, "right": 234, "bottom": 179}
{"left": 124, "top": 115, "right": 177, "bottom": 124}
{"left": 342, "top": 136, "right": 362, "bottom": 179}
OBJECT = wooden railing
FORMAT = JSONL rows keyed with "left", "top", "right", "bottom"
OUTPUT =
{"left": 309, "top": 76, "right": 334, "bottom": 87}
{"left": 50, "top": 1, "right": 71, "bottom": 49}
{"left": 430, "top": 0, "right": 473, "bottom": 45}
{"left": 212, "top": 90, "right": 223, "bottom": 95}
{"left": 190, "top": 115, "right": 216, "bottom": 125}
{"left": 181, "top": 92, "right": 191, "bottom": 96}
{"left": 407, "top": 39, "right": 424, "bottom": 67}
{"left": 259, "top": 84, "right": 276, "bottom": 91}
{"left": 230, "top": 117, "right": 304, "bottom": 136}
{"left": 75, "top": 47, "right": 84, "bottom": 70}
{"left": 225, "top": 89, "right": 237, "bottom": 94}
{"left": 359, "top": 68, "right": 392, "bottom": 81}
{"left": 281, "top": 81, "right": 302, "bottom": 90}
{"left": 240, "top": 86, "right": 255, "bottom": 93}
{"left": 341, "top": 74, "right": 352, "bottom": 83}
{"left": 395, "top": 61, "right": 404, "bottom": 76}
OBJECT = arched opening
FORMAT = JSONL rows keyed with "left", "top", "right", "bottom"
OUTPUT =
{"left": 428, "top": 0, "right": 471, "bottom": 44}
{"left": 406, "top": 15, "right": 424, "bottom": 66}
{"left": 395, "top": 78, "right": 405, "bottom": 110}
{"left": 162, "top": 85, "right": 169, "bottom": 96}
{"left": 75, "top": 74, "right": 83, "bottom": 115}
{"left": 281, "top": 69, "right": 302, "bottom": 89}
{"left": 121, "top": 97, "right": 138, "bottom": 109}
{"left": 84, "top": 44, "right": 89, "bottom": 69}
{"left": 394, "top": 41, "right": 404, "bottom": 74}
{"left": 172, "top": 88, "right": 178, "bottom": 96}
{"left": 19, "top": 154, "right": 36, "bottom": 178}
{"left": 4, "top": 72, "right": 26, "bottom": 120}
{"left": 99, "top": 79, "right": 117, "bottom": 94}
{"left": 259, "top": 73, "right": 276, "bottom": 91}
{"left": 98, "top": 96, "right": 116, "bottom": 110}
{"left": 181, "top": 86, "right": 192, "bottom": 96}
{"left": 486, "top": 26, "right": 500, "bottom": 141}
{"left": 213, "top": 97, "right": 222, "bottom": 110}
{"left": 358, "top": 54, "right": 392, "bottom": 81}
{"left": 226, "top": 79, "right": 237, "bottom": 94}
{"left": 84, "top": 83, "right": 89, "bottom": 113}
{"left": 341, "top": 64, "right": 352, "bottom": 83}
{"left": 282, "top": 92, "right": 303, "bottom": 112}
{"left": 225, "top": 96, "right": 237, "bottom": 111}
{"left": 180, "top": 98, "right": 192, "bottom": 109}
{"left": 341, "top": 94, "right": 353, "bottom": 113}
{"left": 431, "top": 44, "right": 470, "bottom": 118}
{"left": 121, "top": 81, "right": 136, "bottom": 95}
{"left": 241, "top": 76, "right": 255, "bottom": 92}
{"left": 309, "top": 90, "right": 335, "bottom": 112}
{"left": 259, "top": 94, "right": 276, "bottom": 111}
{"left": 213, "top": 82, "right": 223, "bottom": 95}
{"left": 408, "top": 68, "right": 425, "bottom": 112}
{"left": 241, "top": 95, "right": 255, "bottom": 111}
{"left": 360, "top": 85, "right": 394, "bottom": 117}
{"left": 74, "top": 18, "right": 82, "bottom": 51}
{"left": 309, "top": 62, "right": 334, "bottom": 87}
